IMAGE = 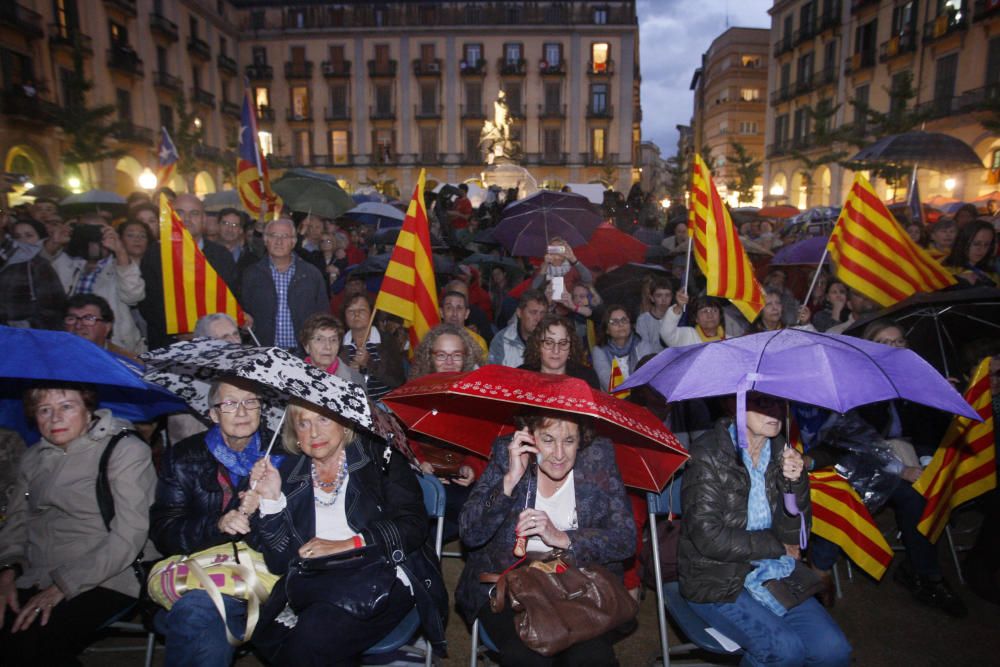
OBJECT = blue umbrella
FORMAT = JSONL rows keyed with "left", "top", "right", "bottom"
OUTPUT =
{"left": 343, "top": 202, "right": 405, "bottom": 229}
{"left": 0, "top": 326, "right": 187, "bottom": 432}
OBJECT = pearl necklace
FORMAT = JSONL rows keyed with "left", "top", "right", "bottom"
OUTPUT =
{"left": 312, "top": 454, "right": 348, "bottom": 507}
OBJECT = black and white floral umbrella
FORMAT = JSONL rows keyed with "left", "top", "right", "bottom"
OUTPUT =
{"left": 141, "top": 339, "right": 372, "bottom": 433}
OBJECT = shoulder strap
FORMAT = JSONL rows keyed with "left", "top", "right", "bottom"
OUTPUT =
{"left": 97, "top": 429, "right": 140, "bottom": 532}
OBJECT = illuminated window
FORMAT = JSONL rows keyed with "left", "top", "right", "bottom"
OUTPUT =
{"left": 591, "top": 43, "right": 609, "bottom": 73}
{"left": 741, "top": 55, "right": 761, "bottom": 68}
{"left": 291, "top": 86, "right": 309, "bottom": 119}
{"left": 330, "top": 130, "right": 349, "bottom": 164}
{"left": 254, "top": 87, "right": 269, "bottom": 109}
{"left": 258, "top": 130, "right": 273, "bottom": 156}
{"left": 591, "top": 128, "right": 606, "bottom": 161}
{"left": 740, "top": 88, "right": 760, "bottom": 101}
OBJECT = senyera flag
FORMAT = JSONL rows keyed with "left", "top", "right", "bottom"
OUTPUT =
{"left": 156, "top": 126, "right": 178, "bottom": 190}
{"left": 689, "top": 154, "right": 764, "bottom": 321}
{"left": 373, "top": 168, "right": 440, "bottom": 348}
{"left": 159, "top": 194, "right": 244, "bottom": 334}
{"left": 913, "top": 355, "right": 996, "bottom": 542}
{"left": 827, "top": 173, "right": 955, "bottom": 307}
{"left": 236, "top": 85, "right": 279, "bottom": 219}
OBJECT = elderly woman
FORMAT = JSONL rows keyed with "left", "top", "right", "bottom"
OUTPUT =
{"left": 151, "top": 377, "right": 281, "bottom": 667}
{"left": 0, "top": 383, "right": 156, "bottom": 664}
{"left": 300, "top": 313, "right": 366, "bottom": 388}
{"left": 591, "top": 305, "right": 655, "bottom": 392}
{"left": 457, "top": 408, "right": 636, "bottom": 666}
{"left": 520, "top": 313, "right": 600, "bottom": 388}
{"left": 680, "top": 393, "right": 851, "bottom": 666}
{"left": 340, "top": 293, "right": 406, "bottom": 400}
{"left": 748, "top": 287, "right": 813, "bottom": 333}
{"left": 247, "top": 399, "right": 444, "bottom": 665}
{"left": 660, "top": 291, "right": 732, "bottom": 348}
{"left": 943, "top": 220, "right": 997, "bottom": 288}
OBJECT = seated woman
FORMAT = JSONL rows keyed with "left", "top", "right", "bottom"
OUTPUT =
{"left": 340, "top": 294, "right": 406, "bottom": 400}
{"left": 247, "top": 398, "right": 444, "bottom": 665}
{"left": 520, "top": 313, "right": 600, "bottom": 388}
{"left": 456, "top": 409, "right": 636, "bottom": 667}
{"left": 679, "top": 392, "right": 851, "bottom": 666}
{"left": 151, "top": 377, "right": 281, "bottom": 667}
{"left": 942, "top": 220, "right": 997, "bottom": 288}
{"left": 810, "top": 279, "right": 851, "bottom": 332}
{"left": 659, "top": 292, "right": 729, "bottom": 348}
{"left": 591, "top": 305, "right": 656, "bottom": 392}
{"left": 0, "top": 383, "right": 156, "bottom": 665}
{"left": 299, "top": 312, "right": 367, "bottom": 388}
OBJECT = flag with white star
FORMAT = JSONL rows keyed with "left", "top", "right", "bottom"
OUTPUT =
{"left": 157, "top": 127, "right": 179, "bottom": 189}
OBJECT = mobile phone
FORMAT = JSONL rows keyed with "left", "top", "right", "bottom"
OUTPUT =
{"left": 546, "top": 244, "right": 566, "bottom": 255}
{"left": 551, "top": 276, "right": 565, "bottom": 302}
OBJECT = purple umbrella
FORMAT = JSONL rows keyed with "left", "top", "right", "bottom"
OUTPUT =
{"left": 619, "top": 329, "right": 981, "bottom": 548}
{"left": 770, "top": 235, "right": 831, "bottom": 266}
{"left": 495, "top": 190, "right": 603, "bottom": 257}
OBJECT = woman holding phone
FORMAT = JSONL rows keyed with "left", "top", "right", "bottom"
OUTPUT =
{"left": 530, "top": 237, "right": 594, "bottom": 295}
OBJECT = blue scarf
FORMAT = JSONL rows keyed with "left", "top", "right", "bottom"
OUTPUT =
{"left": 204, "top": 425, "right": 284, "bottom": 488}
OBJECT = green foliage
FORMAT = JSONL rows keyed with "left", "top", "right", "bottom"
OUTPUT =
{"left": 664, "top": 154, "right": 688, "bottom": 202}
{"left": 172, "top": 94, "right": 205, "bottom": 181}
{"left": 55, "top": 42, "right": 127, "bottom": 168}
{"left": 787, "top": 100, "right": 848, "bottom": 188}
{"left": 724, "top": 141, "right": 762, "bottom": 204}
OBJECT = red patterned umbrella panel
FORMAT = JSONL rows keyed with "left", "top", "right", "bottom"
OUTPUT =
{"left": 383, "top": 365, "right": 689, "bottom": 492}
{"left": 573, "top": 222, "right": 649, "bottom": 271}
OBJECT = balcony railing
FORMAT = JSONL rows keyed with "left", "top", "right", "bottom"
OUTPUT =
{"left": 0, "top": 3, "right": 44, "bottom": 39}
{"left": 497, "top": 58, "right": 527, "bottom": 76}
{"left": 795, "top": 72, "right": 815, "bottom": 96}
{"left": 844, "top": 51, "right": 875, "bottom": 74}
{"left": 0, "top": 87, "right": 60, "bottom": 124}
{"left": 818, "top": 1, "right": 842, "bottom": 32}
{"left": 257, "top": 106, "right": 275, "bottom": 121}
{"left": 851, "top": 0, "right": 880, "bottom": 13}
{"left": 194, "top": 144, "right": 221, "bottom": 161}
{"left": 793, "top": 21, "right": 818, "bottom": 46}
{"left": 916, "top": 96, "right": 958, "bottom": 119}
{"left": 187, "top": 36, "right": 210, "bottom": 61}
{"left": 192, "top": 88, "right": 215, "bottom": 109}
{"left": 49, "top": 25, "right": 93, "bottom": 53}
{"left": 370, "top": 151, "right": 396, "bottom": 165}
{"left": 769, "top": 85, "right": 792, "bottom": 105}
{"left": 285, "top": 61, "right": 313, "bottom": 79}
{"left": 415, "top": 103, "right": 442, "bottom": 119}
{"left": 367, "top": 60, "right": 397, "bottom": 77}
{"left": 586, "top": 103, "right": 613, "bottom": 118}
{"left": 538, "top": 103, "right": 566, "bottom": 118}
{"left": 324, "top": 106, "right": 350, "bottom": 121}
{"left": 286, "top": 107, "right": 312, "bottom": 121}
{"left": 217, "top": 54, "right": 237, "bottom": 75}
{"left": 587, "top": 59, "right": 615, "bottom": 75}
{"left": 221, "top": 100, "right": 240, "bottom": 117}
{"left": 974, "top": 0, "right": 1000, "bottom": 21}
{"left": 818, "top": 65, "right": 838, "bottom": 86}
{"left": 766, "top": 142, "right": 791, "bottom": 158}
{"left": 369, "top": 105, "right": 396, "bottom": 120}
{"left": 459, "top": 59, "right": 487, "bottom": 76}
{"left": 540, "top": 152, "right": 568, "bottom": 165}
{"left": 153, "top": 71, "right": 181, "bottom": 92}
{"left": 923, "top": 6, "right": 968, "bottom": 43}
{"left": 322, "top": 60, "right": 351, "bottom": 77}
{"left": 113, "top": 122, "right": 154, "bottom": 145}
{"left": 958, "top": 83, "right": 1000, "bottom": 110}
{"left": 107, "top": 46, "right": 143, "bottom": 76}
{"left": 461, "top": 104, "right": 484, "bottom": 119}
{"left": 774, "top": 35, "right": 793, "bottom": 57}
{"left": 103, "top": 0, "right": 137, "bottom": 17}
{"left": 149, "top": 12, "right": 178, "bottom": 41}
{"left": 879, "top": 32, "right": 917, "bottom": 61}
{"left": 245, "top": 64, "right": 273, "bottom": 80}
{"left": 539, "top": 61, "right": 566, "bottom": 75}
{"left": 412, "top": 58, "right": 442, "bottom": 76}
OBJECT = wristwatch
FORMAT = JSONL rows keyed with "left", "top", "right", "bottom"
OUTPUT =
{"left": 0, "top": 563, "right": 24, "bottom": 578}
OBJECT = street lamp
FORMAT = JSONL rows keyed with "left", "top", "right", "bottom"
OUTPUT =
{"left": 769, "top": 183, "right": 785, "bottom": 197}
{"left": 660, "top": 197, "right": 671, "bottom": 209}
{"left": 944, "top": 177, "right": 956, "bottom": 192}
{"left": 67, "top": 176, "right": 82, "bottom": 192}
{"left": 138, "top": 168, "right": 157, "bottom": 191}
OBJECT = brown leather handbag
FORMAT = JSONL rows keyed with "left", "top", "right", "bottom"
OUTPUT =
{"left": 488, "top": 553, "right": 639, "bottom": 656}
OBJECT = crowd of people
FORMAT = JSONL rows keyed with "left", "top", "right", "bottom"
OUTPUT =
{"left": 0, "top": 179, "right": 998, "bottom": 666}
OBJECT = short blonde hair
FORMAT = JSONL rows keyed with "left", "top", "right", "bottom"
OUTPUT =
{"left": 282, "top": 399, "right": 356, "bottom": 455}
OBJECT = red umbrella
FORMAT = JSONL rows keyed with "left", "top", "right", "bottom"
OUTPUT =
{"left": 573, "top": 222, "right": 648, "bottom": 271}
{"left": 383, "top": 366, "right": 688, "bottom": 492}
{"left": 758, "top": 205, "right": 800, "bottom": 219}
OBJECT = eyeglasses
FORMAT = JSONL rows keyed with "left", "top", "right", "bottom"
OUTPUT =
{"left": 309, "top": 335, "right": 340, "bottom": 347}
{"left": 874, "top": 337, "right": 907, "bottom": 348}
{"left": 541, "top": 338, "right": 571, "bottom": 351}
{"left": 220, "top": 220, "right": 242, "bottom": 228}
{"left": 265, "top": 233, "right": 294, "bottom": 242}
{"left": 609, "top": 317, "right": 630, "bottom": 326}
{"left": 64, "top": 314, "right": 106, "bottom": 326}
{"left": 212, "top": 398, "right": 262, "bottom": 413}
{"left": 345, "top": 308, "right": 370, "bottom": 317}
{"left": 432, "top": 351, "right": 464, "bottom": 363}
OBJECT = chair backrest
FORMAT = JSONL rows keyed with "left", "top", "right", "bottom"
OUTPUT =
{"left": 416, "top": 472, "right": 446, "bottom": 519}
{"left": 646, "top": 472, "right": 683, "bottom": 517}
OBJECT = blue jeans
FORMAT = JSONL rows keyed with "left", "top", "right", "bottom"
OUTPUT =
{"left": 162, "top": 590, "right": 248, "bottom": 667}
{"left": 688, "top": 591, "right": 851, "bottom": 667}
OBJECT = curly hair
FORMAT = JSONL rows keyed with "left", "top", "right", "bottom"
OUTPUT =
{"left": 522, "top": 314, "right": 586, "bottom": 368}
{"left": 513, "top": 408, "right": 596, "bottom": 450}
{"left": 409, "top": 323, "right": 484, "bottom": 379}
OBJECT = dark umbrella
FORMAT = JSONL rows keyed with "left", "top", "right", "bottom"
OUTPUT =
{"left": 770, "top": 236, "right": 831, "bottom": 266}
{"left": 24, "top": 184, "right": 71, "bottom": 200}
{"left": 373, "top": 227, "right": 446, "bottom": 250}
{"left": 495, "top": 191, "right": 602, "bottom": 256}
{"left": 460, "top": 253, "right": 526, "bottom": 280}
{"left": 59, "top": 190, "right": 127, "bottom": 218}
{"left": 843, "top": 287, "right": 1000, "bottom": 376}
{"left": 594, "top": 263, "right": 670, "bottom": 312}
{"left": 352, "top": 252, "right": 455, "bottom": 281}
{"left": 472, "top": 227, "right": 501, "bottom": 246}
{"left": 849, "top": 131, "right": 984, "bottom": 172}
{"left": 272, "top": 172, "right": 354, "bottom": 219}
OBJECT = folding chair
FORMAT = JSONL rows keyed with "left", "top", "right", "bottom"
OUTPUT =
{"left": 364, "top": 472, "right": 446, "bottom": 667}
{"left": 468, "top": 617, "right": 500, "bottom": 667}
{"left": 647, "top": 476, "right": 744, "bottom": 666}
{"left": 84, "top": 602, "right": 157, "bottom": 667}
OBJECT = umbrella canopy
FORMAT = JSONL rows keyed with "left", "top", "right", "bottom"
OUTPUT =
{"left": 594, "top": 262, "right": 670, "bottom": 311}
{"left": 343, "top": 202, "right": 406, "bottom": 228}
{"left": 142, "top": 339, "right": 371, "bottom": 433}
{"left": 60, "top": 190, "right": 127, "bottom": 218}
{"left": 619, "top": 329, "right": 980, "bottom": 441}
{"left": 758, "top": 205, "right": 800, "bottom": 219}
{"left": 495, "top": 191, "right": 603, "bottom": 256}
{"left": 843, "top": 287, "right": 1000, "bottom": 376}
{"left": 788, "top": 207, "right": 841, "bottom": 226}
{"left": 460, "top": 253, "right": 526, "bottom": 279}
{"left": 0, "top": 326, "right": 187, "bottom": 426}
{"left": 352, "top": 191, "right": 386, "bottom": 204}
{"left": 24, "top": 184, "right": 71, "bottom": 200}
{"left": 849, "top": 131, "right": 984, "bottom": 172}
{"left": 350, "top": 251, "right": 455, "bottom": 278}
{"left": 972, "top": 190, "right": 1000, "bottom": 204}
{"left": 203, "top": 189, "right": 242, "bottom": 213}
{"left": 573, "top": 222, "right": 648, "bottom": 271}
{"left": 383, "top": 366, "right": 688, "bottom": 492}
{"left": 272, "top": 173, "right": 354, "bottom": 219}
{"left": 373, "top": 227, "right": 446, "bottom": 249}
{"left": 770, "top": 236, "right": 831, "bottom": 266}
{"left": 472, "top": 227, "right": 502, "bottom": 246}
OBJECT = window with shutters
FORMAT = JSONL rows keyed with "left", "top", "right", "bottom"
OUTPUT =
{"left": 330, "top": 130, "right": 349, "bottom": 165}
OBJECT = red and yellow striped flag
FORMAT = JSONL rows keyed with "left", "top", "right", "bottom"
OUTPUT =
{"left": 913, "top": 356, "right": 996, "bottom": 542}
{"left": 827, "top": 174, "right": 956, "bottom": 307}
{"left": 608, "top": 357, "right": 630, "bottom": 399}
{"left": 689, "top": 154, "right": 764, "bottom": 321}
{"left": 159, "top": 194, "right": 244, "bottom": 334}
{"left": 373, "top": 169, "right": 440, "bottom": 348}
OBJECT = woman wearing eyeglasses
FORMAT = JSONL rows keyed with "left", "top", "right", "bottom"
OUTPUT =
{"left": 591, "top": 305, "right": 655, "bottom": 394}
{"left": 520, "top": 313, "right": 600, "bottom": 389}
{"left": 150, "top": 377, "right": 284, "bottom": 667}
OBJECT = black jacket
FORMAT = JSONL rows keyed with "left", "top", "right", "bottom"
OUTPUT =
{"left": 678, "top": 420, "right": 810, "bottom": 603}
{"left": 239, "top": 255, "right": 329, "bottom": 348}
{"left": 149, "top": 432, "right": 242, "bottom": 556}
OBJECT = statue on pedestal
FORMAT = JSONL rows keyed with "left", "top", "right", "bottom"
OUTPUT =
{"left": 479, "top": 91, "right": 521, "bottom": 164}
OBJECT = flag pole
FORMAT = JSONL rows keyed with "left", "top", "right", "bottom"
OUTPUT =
{"left": 245, "top": 326, "right": 261, "bottom": 346}
{"left": 681, "top": 232, "right": 694, "bottom": 302}
{"left": 801, "top": 243, "right": 831, "bottom": 308}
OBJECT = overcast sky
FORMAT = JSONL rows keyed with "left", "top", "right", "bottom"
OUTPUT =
{"left": 637, "top": 0, "right": 772, "bottom": 156}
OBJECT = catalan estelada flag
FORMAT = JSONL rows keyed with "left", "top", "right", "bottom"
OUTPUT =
{"left": 608, "top": 357, "right": 630, "bottom": 399}
{"left": 159, "top": 194, "right": 244, "bottom": 334}
{"left": 809, "top": 469, "right": 895, "bottom": 580}
{"left": 688, "top": 154, "right": 764, "bottom": 321}
{"left": 236, "top": 85, "right": 279, "bottom": 219}
{"left": 827, "top": 174, "right": 956, "bottom": 307}
{"left": 373, "top": 169, "right": 439, "bottom": 348}
{"left": 913, "top": 356, "right": 996, "bottom": 542}
{"left": 156, "top": 126, "right": 178, "bottom": 189}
